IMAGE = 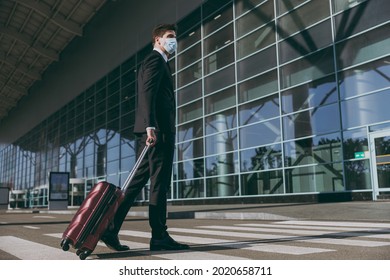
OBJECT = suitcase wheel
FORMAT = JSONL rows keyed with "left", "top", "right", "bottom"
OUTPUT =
{"left": 79, "top": 249, "right": 91, "bottom": 260}
{"left": 60, "top": 239, "right": 70, "bottom": 251}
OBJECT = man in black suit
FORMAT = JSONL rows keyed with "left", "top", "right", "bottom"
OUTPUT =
{"left": 101, "top": 23, "right": 189, "bottom": 251}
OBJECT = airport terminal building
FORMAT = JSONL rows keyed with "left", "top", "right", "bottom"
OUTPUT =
{"left": 0, "top": 0, "right": 389, "bottom": 208}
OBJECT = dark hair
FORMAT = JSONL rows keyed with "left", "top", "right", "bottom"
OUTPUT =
{"left": 152, "top": 23, "right": 177, "bottom": 43}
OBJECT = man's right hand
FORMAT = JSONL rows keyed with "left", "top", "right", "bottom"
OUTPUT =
{"left": 146, "top": 128, "right": 157, "bottom": 146}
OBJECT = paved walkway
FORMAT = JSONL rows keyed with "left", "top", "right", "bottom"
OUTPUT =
{"left": 4, "top": 200, "right": 390, "bottom": 222}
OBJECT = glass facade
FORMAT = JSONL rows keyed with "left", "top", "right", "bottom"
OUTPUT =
{"left": 1, "top": 0, "right": 390, "bottom": 206}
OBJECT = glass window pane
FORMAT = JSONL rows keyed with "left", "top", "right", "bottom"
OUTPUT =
{"left": 177, "top": 179, "right": 204, "bottom": 199}
{"left": 204, "top": 44, "right": 234, "bottom": 75}
{"left": 283, "top": 103, "right": 341, "bottom": 140}
{"left": 235, "top": 0, "right": 265, "bottom": 17}
{"left": 241, "top": 170, "right": 284, "bottom": 195}
{"left": 204, "top": 24, "right": 234, "bottom": 56}
{"left": 284, "top": 132, "right": 342, "bottom": 167}
{"left": 178, "top": 100, "right": 203, "bottom": 123}
{"left": 240, "top": 143, "right": 282, "bottom": 172}
{"left": 277, "top": 0, "right": 330, "bottom": 39}
{"left": 177, "top": 62, "right": 202, "bottom": 88}
{"left": 240, "top": 118, "right": 281, "bottom": 148}
{"left": 204, "top": 65, "right": 235, "bottom": 95}
{"left": 281, "top": 75, "right": 338, "bottom": 114}
{"left": 333, "top": 0, "right": 367, "bottom": 13}
{"left": 336, "top": 24, "right": 390, "bottom": 69}
{"left": 279, "top": 20, "right": 332, "bottom": 64}
{"left": 236, "top": 0, "right": 274, "bottom": 37}
{"left": 177, "top": 80, "right": 202, "bottom": 106}
{"left": 285, "top": 164, "right": 344, "bottom": 193}
{"left": 177, "top": 138, "right": 204, "bottom": 161}
{"left": 177, "top": 119, "right": 203, "bottom": 142}
{"left": 239, "top": 93, "right": 279, "bottom": 126}
{"left": 236, "top": 23, "right": 275, "bottom": 59}
{"left": 280, "top": 47, "right": 335, "bottom": 89}
{"left": 334, "top": 0, "right": 390, "bottom": 40}
{"left": 339, "top": 57, "right": 390, "bottom": 100}
{"left": 342, "top": 128, "right": 368, "bottom": 160}
{"left": 178, "top": 159, "right": 204, "bottom": 180}
{"left": 238, "top": 70, "right": 278, "bottom": 103}
{"left": 276, "top": 0, "right": 307, "bottom": 16}
{"left": 206, "top": 108, "right": 237, "bottom": 135}
{"left": 344, "top": 160, "right": 371, "bottom": 190}
{"left": 177, "top": 43, "right": 201, "bottom": 70}
{"left": 341, "top": 89, "right": 390, "bottom": 129}
{"left": 205, "top": 87, "right": 236, "bottom": 114}
{"left": 237, "top": 46, "right": 277, "bottom": 81}
{"left": 203, "top": 3, "right": 233, "bottom": 36}
{"left": 207, "top": 175, "right": 239, "bottom": 197}
{"left": 205, "top": 152, "right": 238, "bottom": 176}
{"left": 205, "top": 130, "right": 238, "bottom": 155}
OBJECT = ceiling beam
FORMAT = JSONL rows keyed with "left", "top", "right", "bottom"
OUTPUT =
{"left": 0, "top": 52, "right": 41, "bottom": 81}
{"left": 12, "top": 0, "right": 83, "bottom": 36}
{"left": 0, "top": 26, "right": 59, "bottom": 61}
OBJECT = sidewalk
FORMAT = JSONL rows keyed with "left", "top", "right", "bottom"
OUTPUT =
{"left": 4, "top": 200, "right": 390, "bottom": 222}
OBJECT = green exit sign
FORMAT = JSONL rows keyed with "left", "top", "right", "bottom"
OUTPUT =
{"left": 354, "top": 152, "right": 365, "bottom": 159}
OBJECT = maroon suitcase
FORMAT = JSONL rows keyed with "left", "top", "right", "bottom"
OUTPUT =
{"left": 60, "top": 145, "right": 149, "bottom": 260}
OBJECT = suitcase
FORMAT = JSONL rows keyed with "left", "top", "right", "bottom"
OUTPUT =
{"left": 60, "top": 145, "right": 149, "bottom": 260}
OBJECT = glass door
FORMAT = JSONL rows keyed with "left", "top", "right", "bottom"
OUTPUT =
{"left": 369, "top": 130, "right": 390, "bottom": 200}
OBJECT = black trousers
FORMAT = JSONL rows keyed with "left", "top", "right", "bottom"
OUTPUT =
{"left": 109, "top": 132, "right": 175, "bottom": 239}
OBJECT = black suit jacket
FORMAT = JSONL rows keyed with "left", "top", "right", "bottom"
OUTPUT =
{"left": 133, "top": 50, "right": 175, "bottom": 134}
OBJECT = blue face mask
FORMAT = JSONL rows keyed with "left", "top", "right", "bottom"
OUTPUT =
{"left": 163, "top": 38, "right": 177, "bottom": 54}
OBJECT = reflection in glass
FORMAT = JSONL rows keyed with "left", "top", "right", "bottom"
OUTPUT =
{"left": 338, "top": 57, "right": 390, "bottom": 100}
{"left": 204, "top": 65, "right": 235, "bottom": 95}
{"left": 241, "top": 170, "right": 284, "bottom": 195}
{"left": 205, "top": 87, "right": 235, "bottom": 114}
{"left": 344, "top": 160, "right": 371, "bottom": 190}
{"left": 204, "top": 44, "right": 234, "bottom": 75}
{"left": 178, "top": 159, "right": 204, "bottom": 180}
{"left": 280, "top": 47, "right": 335, "bottom": 89}
{"left": 240, "top": 143, "right": 282, "bottom": 172}
{"left": 284, "top": 133, "right": 342, "bottom": 167}
{"left": 178, "top": 100, "right": 203, "bottom": 123}
{"left": 177, "top": 62, "right": 202, "bottom": 88}
{"left": 237, "top": 46, "right": 276, "bottom": 81}
{"left": 177, "top": 119, "right": 203, "bottom": 143}
{"left": 278, "top": 20, "right": 332, "bottom": 64}
{"left": 277, "top": 0, "right": 330, "bottom": 39}
{"left": 204, "top": 24, "right": 234, "bottom": 56}
{"left": 178, "top": 179, "right": 204, "bottom": 199}
{"left": 336, "top": 24, "right": 390, "bottom": 69}
{"left": 341, "top": 89, "right": 390, "bottom": 129}
{"left": 342, "top": 128, "right": 368, "bottom": 160}
{"left": 236, "top": 23, "right": 275, "bottom": 59}
{"left": 177, "top": 81, "right": 202, "bottom": 106}
{"left": 239, "top": 93, "right": 279, "bottom": 126}
{"left": 207, "top": 175, "right": 239, "bottom": 197}
{"left": 205, "top": 108, "right": 237, "bottom": 135}
{"left": 238, "top": 70, "right": 278, "bottom": 103}
{"left": 281, "top": 75, "right": 337, "bottom": 114}
{"left": 239, "top": 118, "right": 280, "bottom": 149}
{"left": 283, "top": 103, "right": 340, "bottom": 140}
{"left": 177, "top": 138, "right": 204, "bottom": 161}
{"left": 203, "top": 3, "right": 233, "bottom": 36}
{"left": 285, "top": 163, "right": 344, "bottom": 193}
{"left": 235, "top": 0, "right": 274, "bottom": 38}
{"left": 205, "top": 130, "right": 237, "bottom": 155}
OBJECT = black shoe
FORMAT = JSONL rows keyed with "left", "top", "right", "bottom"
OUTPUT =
{"left": 150, "top": 232, "right": 190, "bottom": 251}
{"left": 101, "top": 234, "right": 130, "bottom": 251}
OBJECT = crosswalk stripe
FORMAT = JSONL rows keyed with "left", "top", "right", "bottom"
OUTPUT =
{"left": 168, "top": 227, "right": 390, "bottom": 247}
{"left": 276, "top": 220, "right": 390, "bottom": 228}
{"left": 0, "top": 236, "right": 79, "bottom": 260}
{"left": 45, "top": 232, "right": 248, "bottom": 260}
{"left": 238, "top": 223, "right": 390, "bottom": 232}
{"left": 200, "top": 225, "right": 390, "bottom": 240}
{"left": 119, "top": 230, "right": 334, "bottom": 255}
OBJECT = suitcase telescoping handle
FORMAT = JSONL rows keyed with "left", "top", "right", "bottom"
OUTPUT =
{"left": 121, "top": 144, "right": 150, "bottom": 192}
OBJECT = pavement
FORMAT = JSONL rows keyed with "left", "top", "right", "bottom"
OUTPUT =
{"left": 3, "top": 200, "right": 390, "bottom": 222}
